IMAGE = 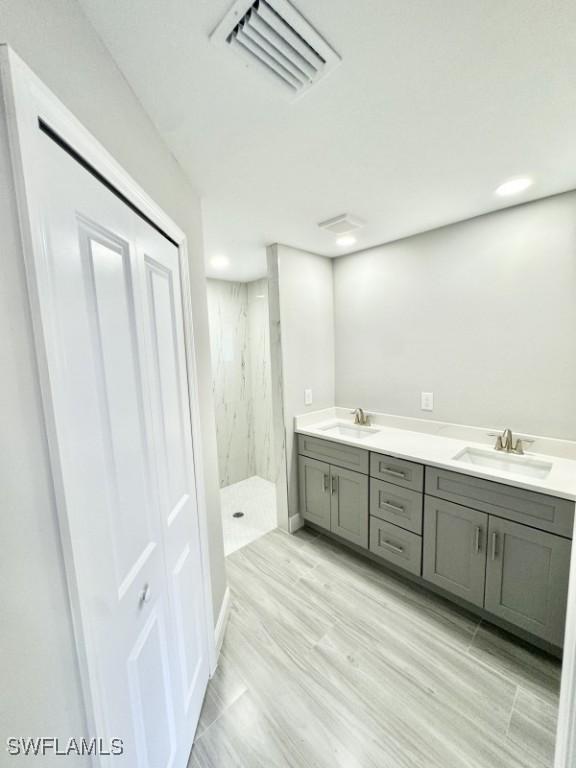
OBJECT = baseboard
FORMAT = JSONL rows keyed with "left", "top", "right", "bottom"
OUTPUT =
{"left": 288, "top": 514, "right": 304, "bottom": 533}
{"left": 214, "top": 586, "right": 231, "bottom": 662}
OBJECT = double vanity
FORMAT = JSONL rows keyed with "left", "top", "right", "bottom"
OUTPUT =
{"left": 296, "top": 409, "right": 576, "bottom": 651}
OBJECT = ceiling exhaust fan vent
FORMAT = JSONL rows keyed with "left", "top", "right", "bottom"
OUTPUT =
{"left": 211, "top": 0, "right": 341, "bottom": 99}
{"left": 318, "top": 214, "right": 365, "bottom": 235}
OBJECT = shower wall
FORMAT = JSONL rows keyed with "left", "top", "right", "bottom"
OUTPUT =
{"left": 207, "top": 278, "right": 274, "bottom": 487}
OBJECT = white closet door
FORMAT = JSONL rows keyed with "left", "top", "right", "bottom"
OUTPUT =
{"left": 136, "top": 220, "right": 210, "bottom": 762}
{"left": 33, "top": 129, "right": 209, "bottom": 767}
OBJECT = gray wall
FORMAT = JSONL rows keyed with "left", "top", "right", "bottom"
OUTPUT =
{"left": 0, "top": 0, "right": 225, "bottom": 760}
{"left": 334, "top": 191, "right": 576, "bottom": 439}
{"left": 275, "top": 245, "right": 335, "bottom": 520}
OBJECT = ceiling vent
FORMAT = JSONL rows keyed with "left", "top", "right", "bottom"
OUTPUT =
{"left": 211, "top": 0, "right": 341, "bottom": 99}
{"left": 318, "top": 214, "right": 365, "bottom": 235}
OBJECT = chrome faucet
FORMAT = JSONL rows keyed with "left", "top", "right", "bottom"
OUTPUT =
{"left": 494, "top": 428, "right": 530, "bottom": 455}
{"left": 351, "top": 408, "right": 370, "bottom": 426}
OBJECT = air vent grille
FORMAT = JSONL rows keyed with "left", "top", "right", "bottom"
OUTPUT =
{"left": 211, "top": 0, "right": 341, "bottom": 98}
{"left": 318, "top": 214, "right": 365, "bottom": 235}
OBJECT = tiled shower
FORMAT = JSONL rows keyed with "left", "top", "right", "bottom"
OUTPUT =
{"left": 207, "top": 278, "right": 277, "bottom": 554}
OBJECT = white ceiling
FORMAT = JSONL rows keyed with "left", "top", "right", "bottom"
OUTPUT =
{"left": 78, "top": 0, "right": 576, "bottom": 281}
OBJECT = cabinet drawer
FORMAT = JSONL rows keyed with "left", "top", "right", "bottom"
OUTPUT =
{"left": 426, "top": 467, "right": 574, "bottom": 538}
{"left": 369, "top": 518, "right": 422, "bottom": 576}
{"left": 298, "top": 434, "right": 369, "bottom": 474}
{"left": 370, "top": 452, "right": 424, "bottom": 491}
{"left": 370, "top": 479, "right": 423, "bottom": 535}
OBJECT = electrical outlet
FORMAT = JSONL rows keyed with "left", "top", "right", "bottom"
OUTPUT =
{"left": 421, "top": 392, "right": 434, "bottom": 411}
{"left": 304, "top": 388, "right": 313, "bottom": 406}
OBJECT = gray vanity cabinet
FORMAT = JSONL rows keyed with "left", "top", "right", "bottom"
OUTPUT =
{"left": 297, "top": 431, "right": 574, "bottom": 649}
{"left": 423, "top": 497, "right": 488, "bottom": 607}
{"left": 484, "top": 517, "right": 571, "bottom": 646}
{"left": 298, "top": 455, "right": 331, "bottom": 532}
{"left": 424, "top": 491, "right": 572, "bottom": 644}
{"left": 330, "top": 466, "right": 369, "bottom": 547}
{"left": 298, "top": 454, "right": 369, "bottom": 546}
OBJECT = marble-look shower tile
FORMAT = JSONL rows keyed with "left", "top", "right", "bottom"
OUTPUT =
{"left": 214, "top": 400, "right": 254, "bottom": 487}
{"left": 247, "top": 279, "right": 275, "bottom": 482}
{"left": 265, "top": 249, "right": 290, "bottom": 528}
{"left": 207, "top": 279, "right": 255, "bottom": 487}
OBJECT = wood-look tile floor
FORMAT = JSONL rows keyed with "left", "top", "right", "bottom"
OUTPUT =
{"left": 189, "top": 527, "right": 561, "bottom": 768}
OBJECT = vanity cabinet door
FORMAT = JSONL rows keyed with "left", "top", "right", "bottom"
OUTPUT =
{"left": 299, "top": 456, "right": 331, "bottom": 531}
{"left": 484, "top": 517, "right": 571, "bottom": 646}
{"left": 423, "top": 497, "right": 488, "bottom": 607}
{"left": 330, "top": 467, "right": 369, "bottom": 548}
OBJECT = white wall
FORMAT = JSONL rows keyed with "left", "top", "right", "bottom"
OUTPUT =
{"left": 0, "top": 0, "right": 225, "bottom": 759}
{"left": 274, "top": 245, "right": 335, "bottom": 520}
{"left": 334, "top": 192, "right": 576, "bottom": 440}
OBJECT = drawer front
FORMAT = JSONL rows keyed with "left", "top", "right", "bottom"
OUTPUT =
{"left": 426, "top": 467, "right": 574, "bottom": 538}
{"left": 298, "top": 434, "right": 369, "bottom": 474}
{"left": 370, "top": 452, "right": 424, "bottom": 491}
{"left": 370, "top": 479, "right": 423, "bottom": 535}
{"left": 369, "top": 518, "right": 422, "bottom": 576}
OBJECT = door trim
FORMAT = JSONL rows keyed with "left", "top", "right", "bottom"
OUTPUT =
{"left": 0, "top": 44, "right": 216, "bottom": 757}
{"left": 556, "top": 514, "right": 576, "bottom": 768}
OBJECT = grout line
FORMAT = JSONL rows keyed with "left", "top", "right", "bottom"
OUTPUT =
{"left": 193, "top": 687, "right": 250, "bottom": 746}
{"left": 465, "top": 619, "right": 482, "bottom": 653}
{"left": 506, "top": 685, "right": 520, "bottom": 738}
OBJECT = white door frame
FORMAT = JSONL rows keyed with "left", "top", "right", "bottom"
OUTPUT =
{"left": 0, "top": 44, "right": 217, "bottom": 747}
{"left": 555, "top": 532, "right": 576, "bottom": 767}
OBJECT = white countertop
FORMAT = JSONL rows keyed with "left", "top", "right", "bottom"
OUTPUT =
{"left": 295, "top": 408, "right": 576, "bottom": 502}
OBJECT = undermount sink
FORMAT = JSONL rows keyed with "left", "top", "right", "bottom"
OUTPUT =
{"left": 319, "top": 421, "right": 380, "bottom": 440}
{"left": 453, "top": 447, "right": 552, "bottom": 479}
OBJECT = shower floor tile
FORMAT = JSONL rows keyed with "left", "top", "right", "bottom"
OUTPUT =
{"left": 221, "top": 476, "right": 277, "bottom": 556}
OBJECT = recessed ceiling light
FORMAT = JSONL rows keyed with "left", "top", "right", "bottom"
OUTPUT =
{"left": 210, "top": 255, "right": 230, "bottom": 270}
{"left": 336, "top": 235, "right": 357, "bottom": 247}
{"left": 495, "top": 177, "right": 533, "bottom": 197}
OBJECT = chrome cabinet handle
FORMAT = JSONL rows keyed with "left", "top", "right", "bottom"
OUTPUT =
{"left": 491, "top": 532, "right": 498, "bottom": 561}
{"left": 139, "top": 583, "right": 151, "bottom": 607}
{"left": 474, "top": 526, "right": 481, "bottom": 554}
{"left": 383, "top": 539, "right": 404, "bottom": 554}
{"left": 378, "top": 530, "right": 404, "bottom": 553}
{"left": 323, "top": 473, "right": 329, "bottom": 492}
{"left": 380, "top": 499, "right": 405, "bottom": 514}
{"left": 331, "top": 474, "right": 338, "bottom": 495}
{"left": 380, "top": 465, "right": 407, "bottom": 480}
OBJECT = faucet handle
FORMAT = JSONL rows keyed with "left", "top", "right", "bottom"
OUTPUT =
{"left": 513, "top": 437, "right": 534, "bottom": 455}
{"left": 495, "top": 435, "right": 504, "bottom": 451}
